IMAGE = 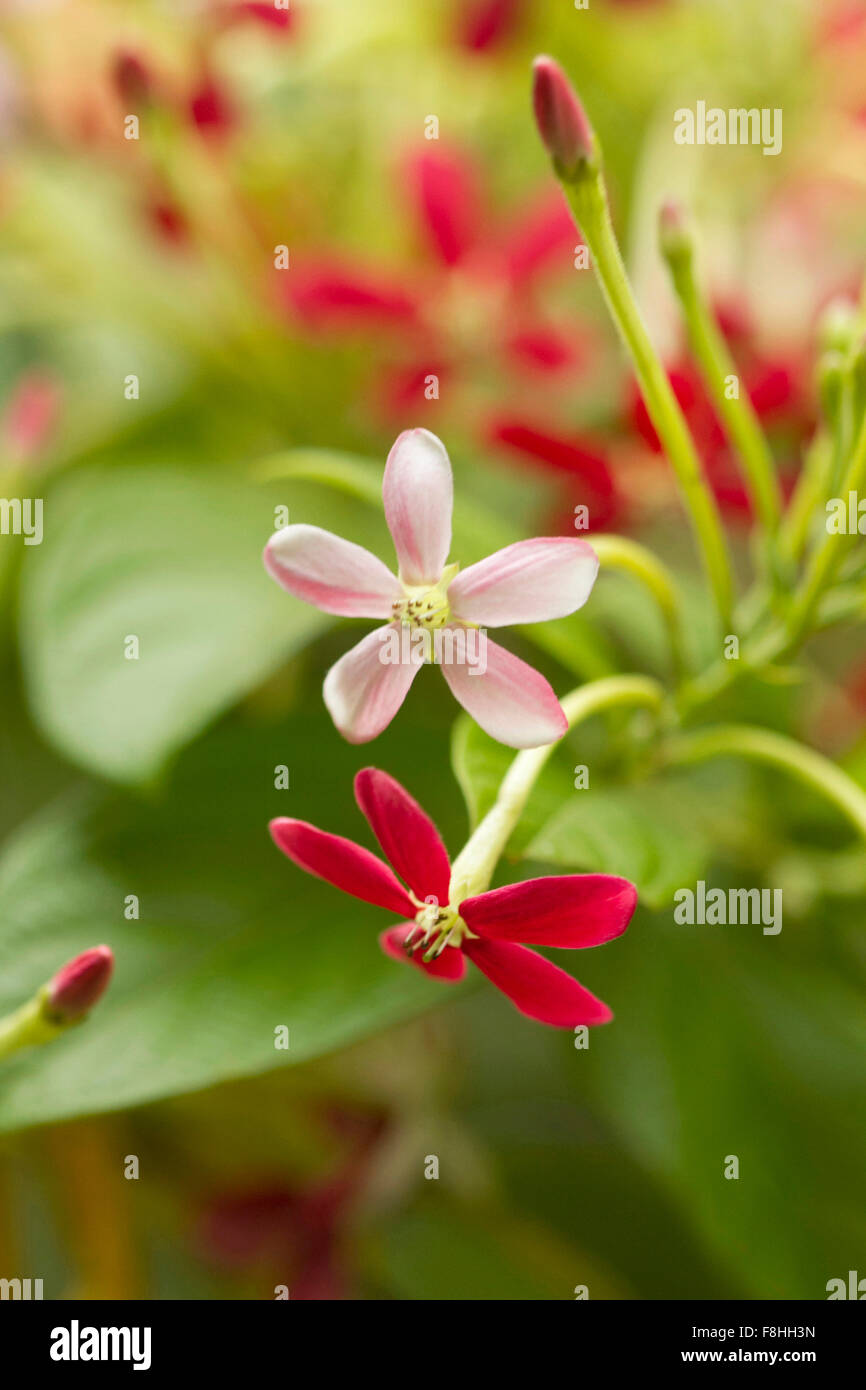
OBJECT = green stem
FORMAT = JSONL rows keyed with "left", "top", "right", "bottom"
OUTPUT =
{"left": 663, "top": 724, "right": 866, "bottom": 843}
{"left": 448, "top": 675, "right": 665, "bottom": 901}
{"left": 787, "top": 403, "right": 866, "bottom": 645}
{"left": 590, "top": 533, "right": 686, "bottom": 676}
{"left": 778, "top": 434, "right": 832, "bottom": 566}
{"left": 0, "top": 995, "right": 61, "bottom": 1062}
{"left": 562, "top": 174, "right": 734, "bottom": 625}
{"left": 665, "top": 251, "right": 782, "bottom": 535}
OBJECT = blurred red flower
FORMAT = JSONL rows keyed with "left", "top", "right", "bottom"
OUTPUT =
{"left": 626, "top": 300, "right": 814, "bottom": 521}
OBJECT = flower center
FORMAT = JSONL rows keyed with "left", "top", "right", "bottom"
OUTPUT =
{"left": 405, "top": 900, "right": 468, "bottom": 963}
{"left": 390, "top": 563, "right": 458, "bottom": 632}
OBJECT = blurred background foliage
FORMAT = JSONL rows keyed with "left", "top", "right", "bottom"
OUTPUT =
{"left": 0, "top": 0, "right": 865, "bottom": 1299}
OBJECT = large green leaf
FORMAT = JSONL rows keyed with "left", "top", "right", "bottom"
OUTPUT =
{"left": 524, "top": 781, "right": 710, "bottom": 910}
{"left": 17, "top": 464, "right": 391, "bottom": 786}
{"left": 0, "top": 711, "right": 472, "bottom": 1135}
{"left": 573, "top": 906, "right": 866, "bottom": 1298}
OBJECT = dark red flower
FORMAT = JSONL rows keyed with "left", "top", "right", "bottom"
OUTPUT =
{"left": 270, "top": 769, "right": 636, "bottom": 1027}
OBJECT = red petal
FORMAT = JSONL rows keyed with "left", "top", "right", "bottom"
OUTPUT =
{"left": 379, "top": 925, "right": 466, "bottom": 981}
{"left": 456, "top": 0, "right": 523, "bottom": 53}
{"left": 354, "top": 769, "right": 451, "bottom": 907}
{"left": 269, "top": 819, "right": 414, "bottom": 916}
{"left": 405, "top": 147, "right": 482, "bottom": 267}
{"left": 505, "top": 324, "right": 580, "bottom": 373}
{"left": 286, "top": 262, "right": 418, "bottom": 331}
{"left": 460, "top": 874, "right": 636, "bottom": 947}
{"left": 464, "top": 939, "right": 612, "bottom": 1026}
{"left": 500, "top": 190, "right": 575, "bottom": 284}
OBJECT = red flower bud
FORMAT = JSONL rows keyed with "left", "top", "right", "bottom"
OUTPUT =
{"left": 532, "top": 55, "right": 595, "bottom": 178}
{"left": 113, "top": 51, "right": 153, "bottom": 109}
{"left": 46, "top": 946, "right": 114, "bottom": 1022}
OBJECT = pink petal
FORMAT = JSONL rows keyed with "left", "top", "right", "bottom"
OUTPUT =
{"left": 354, "top": 768, "right": 451, "bottom": 907}
{"left": 439, "top": 629, "right": 567, "bottom": 748}
{"left": 323, "top": 624, "right": 424, "bottom": 744}
{"left": 448, "top": 536, "right": 598, "bottom": 626}
{"left": 405, "top": 146, "right": 482, "bottom": 267}
{"left": 383, "top": 429, "right": 453, "bottom": 585}
{"left": 379, "top": 924, "right": 466, "bottom": 982}
{"left": 270, "top": 819, "right": 415, "bottom": 916}
{"left": 264, "top": 525, "right": 401, "bottom": 618}
{"left": 464, "top": 938, "right": 612, "bottom": 1026}
{"left": 460, "top": 874, "right": 636, "bottom": 946}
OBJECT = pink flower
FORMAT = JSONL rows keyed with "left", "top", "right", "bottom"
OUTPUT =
{"left": 264, "top": 429, "right": 598, "bottom": 748}
{"left": 271, "top": 769, "right": 636, "bottom": 1027}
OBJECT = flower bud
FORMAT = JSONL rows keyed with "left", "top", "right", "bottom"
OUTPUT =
{"left": 113, "top": 51, "right": 153, "bottom": 109}
{"left": 658, "top": 198, "right": 693, "bottom": 266}
{"left": 531, "top": 55, "right": 595, "bottom": 179}
{"left": 45, "top": 946, "right": 114, "bottom": 1023}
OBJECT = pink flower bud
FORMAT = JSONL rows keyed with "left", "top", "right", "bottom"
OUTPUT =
{"left": 658, "top": 198, "right": 692, "bottom": 262}
{"left": 1, "top": 370, "right": 61, "bottom": 464}
{"left": 113, "top": 50, "right": 153, "bottom": 109}
{"left": 532, "top": 55, "right": 595, "bottom": 178}
{"left": 46, "top": 946, "right": 114, "bottom": 1022}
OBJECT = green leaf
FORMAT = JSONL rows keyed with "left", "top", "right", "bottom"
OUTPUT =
{"left": 17, "top": 464, "right": 390, "bottom": 785}
{"left": 524, "top": 780, "right": 710, "bottom": 909}
{"left": 0, "top": 712, "right": 471, "bottom": 1134}
{"left": 450, "top": 714, "right": 566, "bottom": 851}
{"left": 575, "top": 908, "right": 866, "bottom": 1297}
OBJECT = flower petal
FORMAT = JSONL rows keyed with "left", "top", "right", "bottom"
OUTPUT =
{"left": 323, "top": 624, "right": 424, "bottom": 744}
{"left": 448, "top": 536, "right": 598, "bottom": 627}
{"left": 379, "top": 924, "right": 466, "bottom": 981}
{"left": 285, "top": 261, "right": 418, "bottom": 332}
{"left": 383, "top": 429, "right": 453, "bottom": 585}
{"left": 500, "top": 189, "right": 575, "bottom": 285}
{"left": 264, "top": 525, "right": 401, "bottom": 618}
{"left": 270, "top": 819, "right": 414, "bottom": 916}
{"left": 439, "top": 630, "right": 566, "bottom": 748}
{"left": 405, "top": 147, "right": 482, "bottom": 267}
{"left": 354, "top": 768, "right": 451, "bottom": 907}
{"left": 460, "top": 874, "right": 636, "bottom": 946}
{"left": 464, "top": 938, "right": 612, "bottom": 1026}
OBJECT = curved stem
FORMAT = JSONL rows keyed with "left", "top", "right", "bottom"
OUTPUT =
{"left": 665, "top": 252, "right": 782, "bottom": 535}
{"left": 663, "top": 724, "right": 866, "bottom": 843}
{"left": 590, "top": 533, "right": 686, "bottom": 676}
{"left": 448, "top": 675, "right": 665, "bottom": 901}
{"left": 563, "top": 173, "right": 734, "bottom": 626}
{"left": 787, "top": 401, "right": 866, "bottom": 644}
{"left": 0, "top": 996, "right": 60, "bottom": 1062}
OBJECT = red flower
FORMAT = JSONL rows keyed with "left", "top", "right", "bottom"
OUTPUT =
{"left": 270, "top": 769, "right": 636, "bottom": 1027}
{"left": 282, "top": 144, "right": 589, "bottom": 423}
{"left": 626, "top": 303, "right": 813, "bottom": 521}
{"left": 199, "top": 1106, "right": 385, "bottom": 1300}
{"left": 454, "top": 0, "right": 524, "bottom": 53}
